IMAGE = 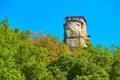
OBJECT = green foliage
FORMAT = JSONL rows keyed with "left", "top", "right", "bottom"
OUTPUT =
{"left": 0, "top": 18, "right": 120, "bottom": 80}
{"left": 110, "top": 46, "right": 120, "bottom": 80}
{"left": 0, "top": 18, "right": 25, "bottom": 80}
{"left": 68, "top": 56, "right": 88, "bottom": 80}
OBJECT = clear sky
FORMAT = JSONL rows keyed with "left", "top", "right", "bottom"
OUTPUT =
{"left": 0, "top": 0, "right": 120, "bottom": 47}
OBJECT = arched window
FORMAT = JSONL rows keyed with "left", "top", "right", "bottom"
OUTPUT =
{"left": 68, "top": 18, "right": 71, "bottom": 20}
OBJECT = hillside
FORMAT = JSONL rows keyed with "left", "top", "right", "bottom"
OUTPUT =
{"left": 0, "top": 18, "right": 120, "bottom": 80}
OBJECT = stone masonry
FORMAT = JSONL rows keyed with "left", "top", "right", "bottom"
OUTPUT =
{"left": 63, "top": 16, "right": 90, "bottom": 50}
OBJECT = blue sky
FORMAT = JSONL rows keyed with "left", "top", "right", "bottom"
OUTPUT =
{"left": 0, "top": 0, "right": 120, "bottom": 47}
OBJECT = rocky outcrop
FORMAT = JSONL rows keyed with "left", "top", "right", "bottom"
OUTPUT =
{"left": 63, "top": 16, "right": 90, "bottom": 50}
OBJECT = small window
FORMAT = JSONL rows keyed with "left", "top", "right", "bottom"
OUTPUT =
{"left": 72, "top": 18, "right": 75, "bottom": 20}
{"left": 68, "top": 18, "right": 71, "bottom": 20}
{"left": 76, "top": 18, "right": 79, "bottom": 20}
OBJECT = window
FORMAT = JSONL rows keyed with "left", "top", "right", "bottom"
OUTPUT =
{"left": 68, "top": 18, "right": 71, "bottom": 20}
{"left": 75, "top": 18, "right": 79, "bottom": 20}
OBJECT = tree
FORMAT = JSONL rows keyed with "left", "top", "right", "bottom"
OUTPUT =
{"left": 110, "top": 46, "right": 120, "bottom": 80}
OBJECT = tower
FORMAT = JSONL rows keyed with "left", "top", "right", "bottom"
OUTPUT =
{"left": 63, "top": 16, "right": 90, "bottom": 50}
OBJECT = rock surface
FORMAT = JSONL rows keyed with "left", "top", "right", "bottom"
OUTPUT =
{"left": 63, "top": 16, "right": 90, "bottom": 50}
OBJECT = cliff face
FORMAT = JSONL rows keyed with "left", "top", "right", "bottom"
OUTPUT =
{"left": 63, "top": 16, "right": 90, "bottom": 50}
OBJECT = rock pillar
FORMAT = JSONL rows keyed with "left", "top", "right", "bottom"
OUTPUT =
{"left": 63, "top": 16, "right": 90, "bottom": 50}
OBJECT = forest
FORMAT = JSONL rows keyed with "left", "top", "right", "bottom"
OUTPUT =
{"left": 0, "top": 18, "right": 120, "bottom": 80}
